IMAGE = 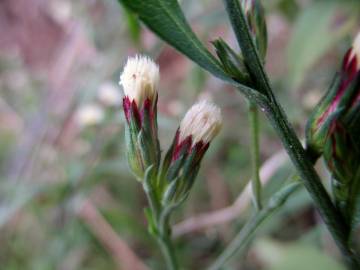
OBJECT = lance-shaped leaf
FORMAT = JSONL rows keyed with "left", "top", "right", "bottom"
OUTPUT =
{"left": 118, "top": 0, "right": 230, "bottom": 81}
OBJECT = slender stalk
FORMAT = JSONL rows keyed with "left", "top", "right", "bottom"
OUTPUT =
{"left": 147, "top": 201, "right": 179, "bottom": 270}
{"left": 208, "top": 181, "right": 302, "bottom": 270}
{"left": 248, "top": 101, "right": 262, "bottom": 210}
{"left": 157, "top": 232, "right": 179, "bottom": 270}
{"left": 144, "top": 178, "right": 179, "bottom": 270}
{"left": 223, "top": 0, "right": 359, "bottom": 266}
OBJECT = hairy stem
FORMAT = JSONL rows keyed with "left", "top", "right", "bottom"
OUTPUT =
{"left": 264, "top": 96, "right": 360, "bottom": 267}
{"left": 223, "top": 0, "right": 359, "bottom": 266}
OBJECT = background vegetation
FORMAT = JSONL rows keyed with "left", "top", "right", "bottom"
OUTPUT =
{"left": 0, "top": 0, "right": 359, "bottom": 269}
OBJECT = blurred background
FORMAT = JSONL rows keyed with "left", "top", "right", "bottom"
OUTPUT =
{"left": 0, "top": 0, "right": 359, "bottom": 269}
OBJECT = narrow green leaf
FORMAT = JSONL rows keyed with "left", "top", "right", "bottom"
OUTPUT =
{"left": 118, "top": 0, "right": 228, "bottom": 80}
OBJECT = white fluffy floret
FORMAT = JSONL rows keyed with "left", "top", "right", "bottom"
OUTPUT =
{"left": 179, "top": 100, "right": 222, "bottom": 144}
{"left": 119, "top": 55, "right": 159, "bottom": 105}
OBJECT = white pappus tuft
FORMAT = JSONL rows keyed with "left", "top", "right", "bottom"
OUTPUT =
{"left": 119, "top": 55, "right": 159, "bottom": 105}
{"left": 179, "top": 100, "right": 222, "bottom": 144}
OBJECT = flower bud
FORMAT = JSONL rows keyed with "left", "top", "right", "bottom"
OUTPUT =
{"left": 306, "top": 33, "right": 360, "bottom": 223}
{"left": 161, "top": 101, "right": 222, "bottom": 204}
{"left": 306, "top": 32, "right": 360, "bottom": 158}
{"left": 241, "top": 0, "right": 268, "bottom": 60}
{"left": 323, "top": 122, "right": 360, "bottom": 222}
{"left": 212, "top": 38, "right": 250, "bottom": 83}
{"left": 178, "top": 101, "right": 222, "bottom": 144}
{"left": 119, "top": 55, "right": 160, "bottom": 180}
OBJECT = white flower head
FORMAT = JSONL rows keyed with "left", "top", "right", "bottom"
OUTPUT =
{"left": 76, "top": 103, "right": 104, "bottom": 127}
{"left": 352, "top": 32, "right": 360, "bottom": 69}
{"left": 119, "top": 55, "right": 159, "bottom": 105}
{"left": 179, "top": 100, "right": 222, "bottom": 144}
{"left": 97, "top": 82, "right": 122, "bottom": 106}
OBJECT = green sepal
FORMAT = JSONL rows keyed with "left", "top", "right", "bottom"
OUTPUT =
{"left": 166, "top": 153, "right": 187, "bottom": 182}
{"left": 161, "top": 133, "right": 177, "bottom": 176}
{"left": 183, "top": 164, "right": 200, "bottom": 195}
{"left": 142, "top": 100, "right": 159, "bottom": 148}
{"left": 157, "top": 127, "right": 177, "bottom": 195}
{"left": 141, "top": 103, "right": 161, "bottom": 171}
{"left": 163, "top": 152, "right": 202, "bottom": 205}
{"left": 138, "top": 130, "right": 159, "bottom": 175}
{"left": 180, "top": 148, "right": 200, "bottom": 191}
{"left": 181, "top": 148, "right": 198, "bottom": 176}
{"left": 125, "top": 121, "right": 143, "bottom": 180}
{"left": 162, "top": 176, "right": 181, "bottom": 205}
{"left": 158, "top": 135, "right": 177, "bottom": 193}
{"left": 305, "top": 74, "right": 341, "bottom": 157}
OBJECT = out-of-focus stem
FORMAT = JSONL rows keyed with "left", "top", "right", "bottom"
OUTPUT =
{"left": 157, "top": 231, "right": 179, "bottom": 270}
{"left": 208, "top": 181, "right": 302, "bottom": 270}
{"left": 248, "top": 101, "right": 262, "bottom": 210}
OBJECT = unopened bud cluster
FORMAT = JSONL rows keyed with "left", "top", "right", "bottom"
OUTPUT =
{"left": 120, "top": 55, "right": 222, "bottom": 205}
{"left": 306, "top": 32, "right": 360, "bottom": 221}
{"left": 212, "top": 0, "right": 267, "bottom": 83}
{"left": 162, "top": 101, "right": 222, "bottom": 204}
{"left": 120, "top": 55, "right": 160, "bottom": 180}
{"left": 212, "top": 39, "right": 250, "bottom": 83}
{"left": 241, "top": 0, "right": 268, "bottom": 60}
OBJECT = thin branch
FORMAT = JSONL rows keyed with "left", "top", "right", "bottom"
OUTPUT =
{"left": 78, "top": 199, "right": 149, "bottom": 270}
{"left": 173, "top": 151, "right": 287, "bottom": 237}
{"left": 207, "top": 182, "right": 302, "bottom": 270}
{"left": 249, "top": 101, "right": 262, "bottom": 210}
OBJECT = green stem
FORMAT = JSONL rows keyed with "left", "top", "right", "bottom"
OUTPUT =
{"left": 223, "top": 0, "right": 359, "bottom": 266}
{"left": 157, "top": 232, "right": 179, "bottom": 270}
{"left": 264, "top": 100, "right": 360, "bottom": 267}
{"left": 147, "top": 200, "right": 179, "bottom": 270}
{"left": 248, "top": 101, "right": 262, "bottom": 210}
{"left": 144, "top": 172, "right": 179, "bottom": 270}
{"left": 208, "top": 181, "right": 302, "bottom": 270}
